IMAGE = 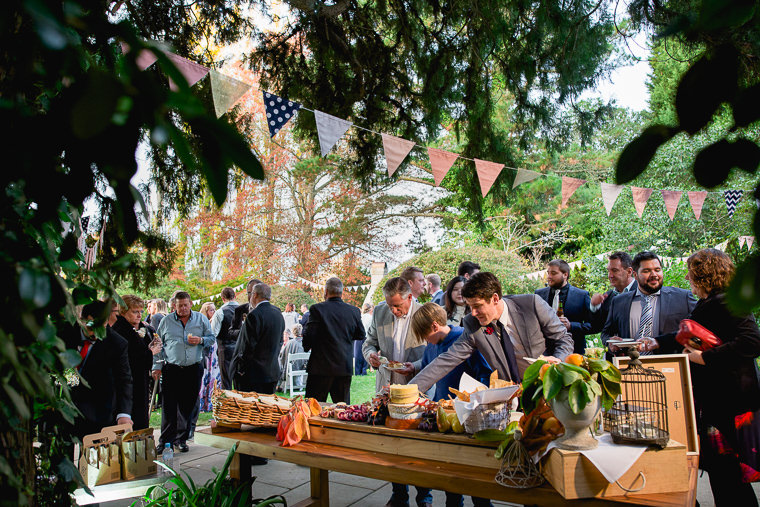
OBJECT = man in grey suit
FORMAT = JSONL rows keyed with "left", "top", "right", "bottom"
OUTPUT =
{"left": 602, "top": 251, "right": 696, "bottom": 354}
{"left": 410, "top": 272, "right": 573, "bottom": 392}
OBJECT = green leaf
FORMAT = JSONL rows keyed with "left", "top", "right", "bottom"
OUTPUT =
{"left": 522, "top": 359, "right": 546, "bottom": 388}
{"left": 726, "top": 254, "right": 760, "bottom": 315}
{"left": 72, "top": 284, "right": 97, "bottom": 305}
{"left": 60, "top": 349, "right": 83, "bottom": 368}
{"left": 732, "top": 82, "right": 760, "bottom": 128}
{"left": 568, "top": 379, "right": 586, "bottom": 414}
{"left": 600, "top": 364, "right": 621, "bottom": 383}
{"left": 474, "top": 428, "right": 510, "bottom": 441}
{"left": 588, "top": 379, "right": 603, "bottom": 398}
{"left": 542, "top": 365, "right": 562, "bottom": 401}
{"left": 558, "top": 361, "right": 591, "bottom": 379}
{"left": 694, "top": 0, "right": 756, "bottom": 32}
{"left": 586, "top": 358, "right": 610, "bottom": 373}
{"left": 616, "top": 125, "right": 676, "bottom": 184}
{"left": 560, "top": 367, "right": 582, "bottom": 387}
{"left": 3, "top": 384, "right": 31, "bottom": 419}
{"left": 693, "top": 140, "right": 734, "bottom": 188}
{"left": 494, "top": 439, "right": 510, "bottom": 460}
{"left": 19, "top": 268, "right": 52, "bottom": 308}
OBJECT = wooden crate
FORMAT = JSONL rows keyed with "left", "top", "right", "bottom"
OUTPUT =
{"left": 542, "top": 439, "right": 689, "bottom": 499}
{"left": 307, "top": 416, "right": 500, "bottom": 469}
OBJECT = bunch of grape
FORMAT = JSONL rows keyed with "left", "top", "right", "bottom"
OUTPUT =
{"left": 417, "top": 411, "right": 437, "bottom": 432}
{"left": 336, "top": 404, "right": 369, "bottom": 422}
{"left": 367, "top": 404, "right": 389, "bottom": 426}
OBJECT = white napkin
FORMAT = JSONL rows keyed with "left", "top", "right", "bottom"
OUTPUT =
{"left": 453, "top": 373, "right": 520, "bottom": 424}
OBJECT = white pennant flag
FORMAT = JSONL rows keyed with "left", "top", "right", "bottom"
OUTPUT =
{"left": 748, "top": 236, "right": 755, "bottom": 249}
{"left": 600, "top": 183, "right": 625, "bottom": 215}
{"left": 314, "top": 110, "right": 352, "bottom": 156}
{"left": 739, "top": 236, "right": 747, "bottom": 249}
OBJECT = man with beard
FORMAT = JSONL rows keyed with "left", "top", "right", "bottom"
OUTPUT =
{"left": 587, "top": 252, "right": 638, "bottom": 335}
{"left": 602, "top": 251, "right": 696, "bottom": 355}
{"left": 535, "top": 259, "right": 592, "bottom": 354}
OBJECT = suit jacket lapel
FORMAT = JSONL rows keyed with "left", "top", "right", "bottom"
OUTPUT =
{"left": 380, "top": 306, "right": 394, "bottom": 356}
{"left": 621, "top": 292, "right": 634, "bottom": 336}
{"left": 505, "top": 298, "right": 530, "bottom": 352}
{"left": 658, "top": 286, "right": 669, "bottom": 331}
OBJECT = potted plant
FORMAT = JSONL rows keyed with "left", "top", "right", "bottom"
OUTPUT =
{"left": 520, "top": 354, "right": 621, "bottom": 450}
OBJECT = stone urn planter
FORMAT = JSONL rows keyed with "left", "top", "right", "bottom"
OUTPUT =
{"left": 549, "top": 391, "right": 601, "bottom": 450}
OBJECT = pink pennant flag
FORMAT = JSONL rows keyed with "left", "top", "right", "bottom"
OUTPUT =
{"left": 748, "top": 236, "right": 755, "bottom": 249}
{"left": 382, "top": 134, "right": 416, "bottom": 177}
{"left": 739, "top": 236, "right": 747, "bottom": 249}
{"left": 661, "top": 190, "right": 682, "bottom": 221}
{"left": 427, "top": 148, "right": 459, "bottom": 186}
{"left": 165, "top": 52, "right": 209, "bottom": 91}
{"left": 561, "top": 177, "right": 586, "bottom": 207}
{"left": 120, "top": 42, "right": 158, "bottom": 71}
{"left": 600, "top": 182, "right": 625, "bottom": 216}
{"left": 631, "top": 187, "right": 653, "bottom": 218}
{"left": 687, "top": 191, "right": 708, "bottom": 220}
{"left": 474, "top": 159, "right": 504, "bottom": 197}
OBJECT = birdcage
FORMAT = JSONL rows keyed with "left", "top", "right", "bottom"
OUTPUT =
{"left": 609, "top": 349, "right": 669, "bottom": 448}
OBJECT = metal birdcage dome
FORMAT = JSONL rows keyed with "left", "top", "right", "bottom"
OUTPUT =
{"left": 609, "top": 349, "right": 670, "bottom": 448}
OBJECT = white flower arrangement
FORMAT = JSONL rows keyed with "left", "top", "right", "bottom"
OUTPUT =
{"left": 136, "top": 328, "right": 147, "bottom": 338}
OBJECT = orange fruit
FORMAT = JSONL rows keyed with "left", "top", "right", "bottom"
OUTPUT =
{"left": 565, "top": 353, "right": 584, "bottom": 367}
{"left": 539, "top": 363, "right": 551, "bottom": 380}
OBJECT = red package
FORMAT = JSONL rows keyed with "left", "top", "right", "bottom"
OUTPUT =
{"left": 676, "top": 319, "right": 723, "bottom": 351}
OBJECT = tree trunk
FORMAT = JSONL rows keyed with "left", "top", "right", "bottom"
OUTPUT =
{"left": 0, "top": 417, "right": 36, "bottom": 505}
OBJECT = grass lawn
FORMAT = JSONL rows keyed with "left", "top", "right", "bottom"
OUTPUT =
{"left": 149, "top": 371, "right": 379, "bottom": 429}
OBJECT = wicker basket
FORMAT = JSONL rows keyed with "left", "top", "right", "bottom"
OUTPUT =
{"left": 463, "top": 401, "right": 510, "bottom": 434}
{"left": 211, "top": 388, "right": 293, "bottom": 427}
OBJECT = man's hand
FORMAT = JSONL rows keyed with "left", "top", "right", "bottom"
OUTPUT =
{"left": 608, "top": 336, "right": 621, "bottom": 352}
{"left": 542, "top": 356, "right": 561, "bottom": 364}
{"left": 187, "top": 334, "right": 202, "bottom": 346}
{"left": 590, "top": 292, "right": 608, "bottom": 306}
{"left": 152, "top": 369, "right": 161, "bottom": 381}
{"left": 558, "top": 316, "right": 571, "bottom": 330}
{"left": 638, "top": 336, "right": 659, "bottom": 353}
{"left": 117, "top": 416, "right": 133, "bottom": 426}
{"left": 368, "top": 352, "right": 381, "bottom": 368}
{"left": 395, "top": 362, "right": 414, "bottom": 375}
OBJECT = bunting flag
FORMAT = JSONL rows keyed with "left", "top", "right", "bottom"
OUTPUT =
{"left": 661, "top": 190, "right": 682, "bottom": 221}
{"left": 209, "top": 70, "right": 250, "bottom": 118}
{"left": 427, "top": 148, "right": 459, "bottom": 186}
{"left": 561, "top": 177, "right": 586, "bottom": 207}
{"left": 600, "top": 183, "right": 625, "bottom": 216}
{"left": 512, "top": 168, "right": 542, "bottom": 189}
{"left": 631, "top": 187, "right": 653, "bottom": 218}
{"left": 314, "top": 110, "right": 352, "bottom": 156}
{"left": 263, "top": 91, "right": 301, "bottom": 138}
{"left": 687, "top": 191, "right": 708, "bottom": 220}
{"left": 381, "top": 134, "right": 416, "bottom": 177}
{"left": 165, "top": 52, "right": 209, "bottom": 91}
{"left": 715, "top": 240, "right": 729, "bottom": 252}
{"left": 120, "top": 42, "right": 158, "bottom": 70}
{"left": 474, "top": 159, "right": 504, "bottom": 197}
{"left": 740, "top": 236, "right": 747, "bottom": 249}
{"left": 724, "top": 190, "right": 743, "bottom": 218}
{"left": 748, "top": 236, "right": 756, "bottom": 249}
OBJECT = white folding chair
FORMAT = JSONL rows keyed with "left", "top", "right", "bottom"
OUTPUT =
{"left": 286, "top": 352, "right": 310, "bottom": 396}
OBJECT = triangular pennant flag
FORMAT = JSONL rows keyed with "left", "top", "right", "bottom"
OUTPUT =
{"left": 600, "top": 183, "right": 625, "bottom": 216}
{"left": 165, "top": 52, "right": 209, "bottom": 91}
{"left": 314, "top": 110, "right": 352, "bottom": 156}
{"left": 687, "top": 191, "right": 708, "bottom": 220}
{"left": 263, "top": 91, "right": 301, "bottom": 138}
{"left": 739, "top": 236, "right": 747, "bottom": 249}
{"left": 427, "top": 148, "right": 459, "bottom": 186}
{"left": 748, "top": 236, "right": 755, "bottom": 249}
{"left": 209, "top": 70, "right": 250, "bottom": 118}
{"left": 631, "top": 187, "right": 653, "bottom": 218}
{"left": 512, "top": 168, "right": 542, "bottom": 189}
{"left": 474, "top": 159, "right": 504, "bottom": 197}
{"left": 120, "top": 42, "right": 158, "bottom": 71}
{"left": 723, "top": 190, "right": 743, "bottom": 218}
{"left": 381, "top": 134, "right": 416, "bottom": 177}
{"left": 661, "top": 190, "right": 682, "bottom": 221}
{"left": 715, "top": 240, "right": 729, "bottom": 251}
{"left": 561, "top": 177, "right": 586, "bottom": 207}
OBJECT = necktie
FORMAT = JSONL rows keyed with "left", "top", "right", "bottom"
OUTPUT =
{"left": 493, "top": 320, "right": 521, "bottom": 382}
{"left": 638, "top": 295, "right": 654, "bottom": 339}
{"left": 79, "top": 340, "right": 93, "bottom": 369}
{"left": 551, "top": 290, "right": 560, "bottom": 312}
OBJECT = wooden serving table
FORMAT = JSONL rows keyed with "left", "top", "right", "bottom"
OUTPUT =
{"left": 195, "top": 418, "right": 698, "bottom": 507}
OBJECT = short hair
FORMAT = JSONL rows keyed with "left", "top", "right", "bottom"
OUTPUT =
{"left": 252, "top": 283, "right": 271, "bottom": 301}
{"left": 324, "top": 277, "right": 344, "bottom": 296}
{"left": 608, "top": 251, "right": 633, "bottom": 269}
{"left": 246, "top": 278, "right": 263, "bottom": 294}
{"left": 221, "top": 287, "right": 235, "bottom": 301}
{"left": 400, "top": 266, "right": 423, "bottom": 282}
{"left": 687, "top": 248, "right": 735, "bottom": 294}
{"left": 425, "top": 273, "right": 441, "bottom": 288}
{"left": 81, "top": 300, "right": 108, "bottom": 323}
{"left": 632, "top": 251, "right": 662, "bottom": 273}
{"left": 461, "top": 272, "right": 502, "bottom": 300}
{"left": 300, "top": 303, "right": 309, "bottom": 311}
{"left": 153, "top": 299, "right": 168, "bottom": 313}
{"left": 174, "top": 291, "right": 191, "bottom": 302}
{"left": 383, "top": 277, "right": 411, "bottom": 298}
{"left": 119, "top": 294, "right": 144, "bottom": 313}
{"left": 292, "top": 323, "right": 303, "bottom": 337}
{"left": 457, "top": 261, "right": 481, "bottom": 277}
{"left": 411, "top": 302, "right": 447, "bottom": 338}
{"left": 362, "top": 302, "right": 374, "bottom": 314}
{"left": 547, "top": 259, "right": 571, "bottom": 278}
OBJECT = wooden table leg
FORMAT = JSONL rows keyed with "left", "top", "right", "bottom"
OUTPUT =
{"left": 310, "top": 468, "right": 329, "bottom": 507}
{"left": 230, "top": 452, "right": 253, "bottom": 484}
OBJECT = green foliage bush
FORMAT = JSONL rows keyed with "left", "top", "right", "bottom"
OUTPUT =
{"left": 270, "top": 286, "right": 317, "bottom": 312}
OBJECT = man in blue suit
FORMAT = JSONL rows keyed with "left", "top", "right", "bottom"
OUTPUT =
{"left": 535, "top": 259, "right": 592, "bottom": 354}
{"left": 601, "top": 251, "right": 696, "bottom": 355}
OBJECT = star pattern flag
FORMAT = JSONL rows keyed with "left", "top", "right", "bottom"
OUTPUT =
{"left": 723, "top": 190, "right": 743, "bottom": 218}
{"left": 120, "top": 42, "right": 158, "bottom": 70}
{"left": 165, "top": 52, "right": 209, "bottom": 91}
{"left": 661, "top": 190, "right": 682, "bottom": 221}
{"left": 263, "top": 91, "right": 301, "bottom": 138}
{"left": 512, "top": 168, "right": 542, "bottom": 189}
{"left": 631, "top": 187, "right": 653, "bottom": 218}
{"left": 314, "top": 110, "right": 352, "bottom": 156}
{"left": 687, "top": 191, "right": 708, "bottom": 220}
{"left": 427, "top": 148, "right": 459, "bottom": 186}
{"left": 381, "top": 134, "right": 416, "bottom": 176}
{"left": 474, "top": 159, "right": 504, "bottom": 197}
{"left": 561, "top": 177, "right": 586, "bottom": 207}
{"left": 209, "top": 70, "right": 250, "bottom": 118}
{"left": 600, "top": 183, "right": 625, "bottom": 216}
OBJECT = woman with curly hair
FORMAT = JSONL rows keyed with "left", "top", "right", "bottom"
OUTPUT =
{"left": 644, "top": 248, "right": 760, "bottom": 505}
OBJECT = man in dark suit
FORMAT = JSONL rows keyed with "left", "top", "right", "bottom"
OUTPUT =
{"left": 69, "top": 300, "right": 133, "bottom": 438}
{"left": 411, "top": 272, "right": 573, "bottom": 391}
{"left": 211, "top": 287, "right": 239, "bottom": 389}
{"left": 303, "top": 277, "right": 365, "bottom": 404}
{"left": 227, "top": 278, "right": 263, "bottom": 343}
{"left": 601, "top": 251, "right": 696, "bottom": 354}
{"left": 535, "top": 259, "right": 592, "bottom": 354}
{"left": 230, "top": 282, "right": 285, "bottom": 394}
{"left": 587, "top": 251, "right": 638, "bottom": 335}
